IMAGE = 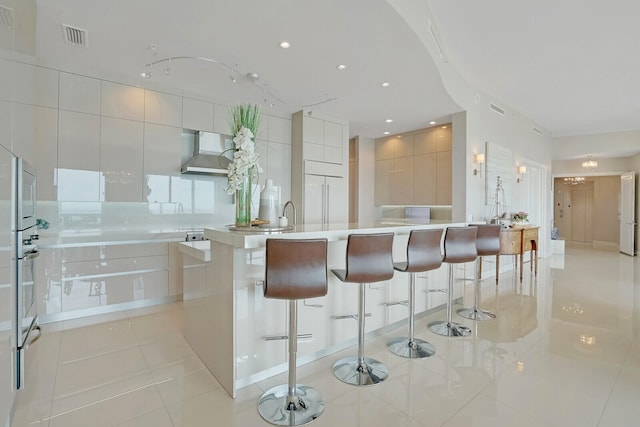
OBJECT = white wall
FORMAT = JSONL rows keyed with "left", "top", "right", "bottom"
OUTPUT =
{"left": 553, "top": 130, "right": 640, "bottom": 160}
{"left": 552, "top": 157, "right": 632, "bottom": 176}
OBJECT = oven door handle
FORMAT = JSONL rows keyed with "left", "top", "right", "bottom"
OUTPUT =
{"left": 24, "top": 250, "right": 40, "bottom": 260}
{"left": 18, "top": 324, "right": 40, "bottom": 351}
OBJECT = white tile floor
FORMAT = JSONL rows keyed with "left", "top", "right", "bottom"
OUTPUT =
{"left": 12, "top": 245, "right": 640, "bottom": 426}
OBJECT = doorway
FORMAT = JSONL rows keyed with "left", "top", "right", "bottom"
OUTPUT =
{"left": 553, "top": 176, "right": 620, "bottom": 247}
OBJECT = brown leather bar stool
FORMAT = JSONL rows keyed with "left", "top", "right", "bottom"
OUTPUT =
{"left": 332, "top": 233, "right": 394, "bottom": 386}
{"left": 457, "top": 224, "right": 499, "bottom": 320}
{"left": 428, "top": 226, "right": 477, "bottom": 337}
{"left": 387, "top": 228, "right": 443, "bottom": 358}
{"left": 257, "top": 238, "right": 328, "bottom": 426}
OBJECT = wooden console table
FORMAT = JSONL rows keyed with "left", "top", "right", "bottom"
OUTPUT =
{"left": 499, "top": 226, "right": 539, "bottom": 282}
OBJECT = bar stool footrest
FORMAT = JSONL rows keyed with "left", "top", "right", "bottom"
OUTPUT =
{"left": 258, "top": 384, "right": 325, "bottom": 426}
{"left": 387, "top": 337, "right": 436, "bottom": 358}
{"left": 332, "top": 356, "right": 389, "bottom": 386}
{"left": 428, "top": 320, "right": 472, "bottom": 337}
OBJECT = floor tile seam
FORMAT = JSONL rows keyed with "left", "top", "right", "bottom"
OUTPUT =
{"left": 47, "top": 377, "right": 171, "bottom": 423}
{"left": 59, "top": 342, "right": 142, "bottom": 365}
{"left": 51, "top": 368, "right": 156, "bottom": 402}
{"left": 595, "top": 344, "right": 632, "bottom": 426}
{"left": 110, "top": 400, "right": 176, "bottom": 427}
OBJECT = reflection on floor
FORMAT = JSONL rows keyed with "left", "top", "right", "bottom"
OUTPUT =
{"left": 12, "top": 246, "right": 640, "bottom": 426}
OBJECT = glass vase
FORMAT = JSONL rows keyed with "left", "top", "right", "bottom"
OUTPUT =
{"left": 235, "top": 173, "right": 252, "bottom": 227}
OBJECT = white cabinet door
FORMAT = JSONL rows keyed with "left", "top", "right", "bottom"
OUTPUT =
{"left": 304, "top": 174, "right": 325, "bottom": 224}
{"left": 304, "top": 174, "right": 348, "bottom": 224}
{"left": 326, "top": 175, "right": 348, "bottom": 223}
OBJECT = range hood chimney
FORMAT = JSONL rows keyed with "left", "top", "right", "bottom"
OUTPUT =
{"left": 181, "top": 131, "right": 233, "bottom": 175}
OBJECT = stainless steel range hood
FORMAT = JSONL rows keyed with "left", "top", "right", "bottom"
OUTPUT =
{"left": 181, "top": 131, "right": 233, "bottom": 175}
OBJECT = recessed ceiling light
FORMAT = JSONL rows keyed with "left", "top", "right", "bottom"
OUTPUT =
{"left": 430, "top": 121, "right": 436, "bottom": 125}
{"left": 279, "top": 41, "right": 290, "bottom": 49}
{"left": 383, "top": 131, "right": 390, "bottom": 135}
{"left": 381, "top": 82, "right": 390, "bottom": 88}
{"left": 385, "top": 119, "right": 393, "bottom": 123}
{"left": 336, "top": 64, "right": 347, "bottom": 71}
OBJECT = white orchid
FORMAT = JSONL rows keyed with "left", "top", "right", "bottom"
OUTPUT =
{"left": 225, "top": 110, "right": 263, "bottom": 195}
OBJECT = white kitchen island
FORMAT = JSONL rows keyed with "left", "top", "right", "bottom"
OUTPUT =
{"left": 187, "top": 221, "right": 470, "bottom": 397}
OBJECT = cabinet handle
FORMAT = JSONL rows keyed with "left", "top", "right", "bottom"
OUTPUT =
{"left": 303, "top": 300, "right": 323, "bottom": 308}
{"left": 332, "top": 313, "right": 372, "bottom": 320}
{"left": 263, "top": 333, "right": 312, "bottom": 341}
{"left": 326, "top": 184, "right": 330, "bottom": 225}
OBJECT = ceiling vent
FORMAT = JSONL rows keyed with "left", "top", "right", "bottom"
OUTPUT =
{"left": 490, "top": 103, "right": 505, "bottom": 116}
{"left": 62, "top": 24, "right": 88, "bottom": 47}
{"left": 532, "top": 127, "right": 543, "bottom": 136}
{"left": 0, "top": 5, "right": 14, "bottom": 28}
{"left": 428, "top": 20, "right": 448, "bottom": 63}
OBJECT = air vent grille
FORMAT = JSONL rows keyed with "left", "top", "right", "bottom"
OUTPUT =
{"left": 532, "top": 127, "right": 543, "bottom": 136}
{"left": 62, "top": 24, "right": 88, "bottom": 47}
{"left": 490, "top": 103, "right": 505, "bottom": 116}
{"left": 0, "top": 5, "right": 14, "bottom": 28}
{"left": 428, "top": 19, "right": 447, "bottom": 63}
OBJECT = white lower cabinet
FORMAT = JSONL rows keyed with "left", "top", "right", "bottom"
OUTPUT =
{"left": 38, "top": 242, "right": 171, "bottom": 320}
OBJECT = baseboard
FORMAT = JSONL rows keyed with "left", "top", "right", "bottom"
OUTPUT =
{"left": 592, "top": 240, "right": 619, "bottom": 251}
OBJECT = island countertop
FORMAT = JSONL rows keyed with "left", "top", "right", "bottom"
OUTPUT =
{"left": 204, "top": 220, "right": 467, "bottom": 249}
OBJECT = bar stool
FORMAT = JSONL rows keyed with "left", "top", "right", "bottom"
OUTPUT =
{"left": 332, "top": 233, "right": 394, "bottom": 386}
{"left": 428, "top": 227, "right": 477, "bottom": 337}
{"left": 457, "top": 224, "right": 499, "bottom": 320}
{"left": 387, "top": 228, "right": 443, "bottom": 358}
{"left": 257, "top": 238, "right": 328, "bottom": 426}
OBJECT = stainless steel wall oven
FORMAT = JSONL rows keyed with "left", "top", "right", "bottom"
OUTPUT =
{"left": 11, "top": 158, "right": 40, "bottom": 389}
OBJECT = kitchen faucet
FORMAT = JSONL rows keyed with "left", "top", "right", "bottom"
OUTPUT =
{"left": 282, "top": 200, "right": 297, "bottom": 226}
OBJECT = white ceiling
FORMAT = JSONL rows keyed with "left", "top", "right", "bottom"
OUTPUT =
{"left": 34, "top": 0, "right": 640, "bottom": 149}
{"left": 428, "top": 0, "right": 640, "bottom": 138}
{"left": 35, "top": 0, "right": 461, "bottom": 139}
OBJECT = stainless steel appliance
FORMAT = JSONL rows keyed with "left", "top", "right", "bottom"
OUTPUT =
{"left": 11, "top": 158, "right": 40, "bottom": 390}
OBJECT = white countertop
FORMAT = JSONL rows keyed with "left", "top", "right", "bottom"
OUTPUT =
{"left": 205, "top": 220, "right": 465, "bottom": 249}
{"left": 177, "top": 240, "right": 211, "bottom": 262}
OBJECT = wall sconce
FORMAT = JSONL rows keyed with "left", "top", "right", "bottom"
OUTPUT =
{"left": 473, "top": 153, "right": 485, "bottom": 176}
{"left": 517, "top": 165, "right": 526, "bottom": 183}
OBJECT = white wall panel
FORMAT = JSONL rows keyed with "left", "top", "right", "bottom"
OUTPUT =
{"left": 59, "top": 72, "right": 101, "bottom": 115}
{"left": 182, "top": 98, "right": 214, "bottom": 131}
{"left": 144, "top": 90, "right": 182, "bottom": 127}
{"left": 100, "top": 116, "right": 143, "bottom": 202}
{"left": 101, "top": 81, "right": 144, "bottom": 121}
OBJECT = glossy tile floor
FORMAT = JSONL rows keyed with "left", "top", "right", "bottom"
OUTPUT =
{"left": 12, "top": 245, "right": 640, "bottom": 426}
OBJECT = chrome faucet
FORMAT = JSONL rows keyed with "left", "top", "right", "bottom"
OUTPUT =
{"left": 282, "top": 200, "right": 297, "bottom": 226}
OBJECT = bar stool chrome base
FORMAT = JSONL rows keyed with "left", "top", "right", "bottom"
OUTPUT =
{"left": 332, "top": 356, "right": 389, "bottom": 386}
{"left": 457, "top": 307, "right": 496, "bottom": 320}
{"left": 428, "top": 320, "right": 472, "bottom": 337}
{"left": 387, "top": 337, "right": 436, "bottom": 358}
{"left": 257, "top": 384, "right": 325, "bottom": 426}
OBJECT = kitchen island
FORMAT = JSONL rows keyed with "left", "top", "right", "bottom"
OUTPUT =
{"left": 187, "top": 221, "right": 470, "bottom": 397}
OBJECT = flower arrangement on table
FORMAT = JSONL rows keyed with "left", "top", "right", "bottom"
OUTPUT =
{"left": 511, "top": 211, "right": 529, "bottom": 224}
{"left": 224, "top": 104, "right": 263, "bottom": 226}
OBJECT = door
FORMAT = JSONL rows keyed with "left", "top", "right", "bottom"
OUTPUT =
{"left": 570, "top": 186, "right": 594, "bottom": 243}
{"left": 620, "top": 171, "right": 636, "bottom": 255}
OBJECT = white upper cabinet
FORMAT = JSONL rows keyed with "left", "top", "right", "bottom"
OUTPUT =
{"left": 101, "top": 81, "right": 144, "bottom": 121}
{"left": 59, "top": 72, "right": 101, "bottom": 115}
{"left": 100, "top": 116, "right": 144, "bottom": 202}
{"left": 301, "top": 115, "right": 346, "bottom": 164}
{"left": 267, "top": 116, "right": 291, "bottom": 145}
{"left": 182, "top": 98, "right": 214, "bottom": 131}
{"left": 144, "top": 90, "right": 182, "bottom": 127}
{"left": 213, "top": 103, "right": 232, "bottom": 135}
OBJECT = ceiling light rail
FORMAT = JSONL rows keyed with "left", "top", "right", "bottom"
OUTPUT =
{"left": 140, "top": 55, "right": 284, "bottom": 106}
